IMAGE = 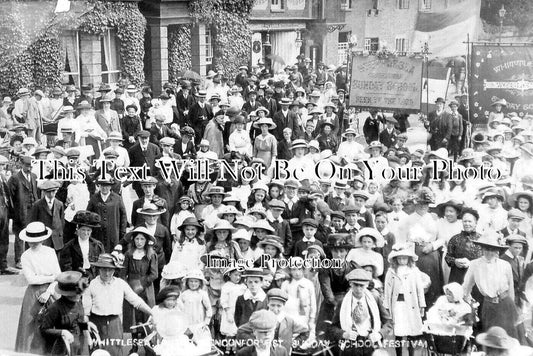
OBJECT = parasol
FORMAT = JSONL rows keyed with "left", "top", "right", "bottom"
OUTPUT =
{"left": 178, "top": 70, "right": 202, "bottom": 81}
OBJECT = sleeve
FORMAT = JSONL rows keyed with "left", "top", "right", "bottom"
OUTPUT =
{"left": 143, "top": 254, "right": 158, "bottom": 287}
{"left": 119, "top": 198, "right": 127, "bottom": 239}
{"left": 505, "top": 262, "right": 515, "bottom": 301}
{"left": 445, "top": 235, "right": 458, "bottom": 267}
{"left": 416, "top": 270, "right": 427, "bottom": 308}
{"left": 219, "top": 285, "right": 230, "bottom": 309}
{"left": 318, "top": 269, "right": 335, "bottom": 305}
{"left": 122, "top": 279, "right": 149, "bottom": 309}
{"left": 59, "top": 244, "right": 72, "bottom": 272}
{"left": 234, "top": 296, "right": 243, "bottom": 327}
{"left": 203, "top": 290, "right": 213, "bottom": 319}
{"left": 21, "top": 253, "right": 57, "bottom": 285}
{"left": 462, "top": 260, "right": 475, "bottom": 298}
{"left": 383, "top": 271, "right": 392, "bottom": 310}
{"left": 39, "top": 303, "right": 63, "bottom": 338}
{"left": 270, "top": 136, "right": 277, "bottom": 158}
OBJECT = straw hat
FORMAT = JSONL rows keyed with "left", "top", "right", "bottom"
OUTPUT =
{"left": 184, "top": 269, "right": 207, "bottom": 283}
{"left": 387, "top": 243, "right": 418, "bottom": 262}
{"left": 177, "top": 217, "right": 204, "bottom": 232}
{"left": 124, "top": 226, "right": 156, "bottom": 245}
{"left": 435, "top": 199, "right": 463, "bottom": 217}
{"left": 355, "top": 227, "right": 385, "bottom": 248}
{"left": 136, "top": 202, "right": 166, "bottom": 215}
{"left": 252, "top": 219, "right": 275, "bottom": 232}
{"left": 232, "top": 229, "right": 252, "bottom": 241}
{"left": 161, "top": 261, "right": 186, "bottom": 279}
{"left": 217, "top": 205, "right": 242, "bottom": 218}
{"left": 257, "top": 236, "right": 284, "bottom": 252}
{"left": 54, "top": 271, "right": 86, "bottom": 296}
{"left": 20, "top": 222, "right": 52, "bottom": 243}
{"left": 476, "top": 326, "right": 519, "bottom": 350}
{"left": 508, "top": 191, "right": 533, "bottom": 208}
{"left": 364, "top": 141, "right": 385, "bottom": 153}
{"left": 212, "top": 219, "right": 237, "bottom": 233}
{"left": 253, "top": 117, "right": 277, "bottom": 130}
{"left": 472, "top": 231, "right": 508, "bottom": 251}
{"left": 342, "top": 128, "right": 358, "bottom": 138}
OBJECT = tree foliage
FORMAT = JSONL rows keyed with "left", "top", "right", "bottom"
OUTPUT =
{"left": 168, "top": 25, "right": 192, "bottom": 83}
{"left": 481, "top": 0, "right": 533, "bottom": 32}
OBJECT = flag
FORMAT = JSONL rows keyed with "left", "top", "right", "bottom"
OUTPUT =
{"left": 54, "top": 0, "right": 70, "bottom": 13}
{"left": 421, "top": 64, "right": 451, "bottom": 114}
{"left": 412, "top": 0, "right": 481, "bottom": 58}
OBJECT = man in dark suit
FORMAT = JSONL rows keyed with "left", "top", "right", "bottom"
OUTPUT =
{"left": 188, "top": 90, "right": 213, "bottom": 145}
{"left": 174, "top": 127, "right": 197, "bottom": 159}
{"left": 87, "top": 178, "right": 127, "bottom": 252}
{"left": 131, "top": 177, "right": 169, "bottom": 228}
{"left": 242, "top": 90, "right": 260, "bottom": 115}
{"left": 363, "top": 109, "right": 382, "bottom": 144}
{"left": 272, "top": 98, "right": 301, "bottom": 141}
{"left": 149, "top": 114, "right": 180, "bottom": 146}
{"left": 29, "top": 180, "right": 65, "bottom": 254}
{"left": 268, "top": 199, "right": 293, "bottom": 258}
{"left": 235, "top": 66, "right": 249, "bottom": 89}
{"left": 59, "top": 211, "right": 105, "bottom": 280}
{"left": 175, "top": 81, "right": 195, "bottom": 127}
{"left": 379, "top": 116, "right": 400, "bottom": 148}
{"left": 128, "top": 130, "right": 162, "bottom": 197}
{"left": 8, "top": 156, "right": 39, "bottom": 269}
{"left": 0, "top": 156, "right": 15, "bottom": 274}
{"left": 259, "top": 88, "right": 278, "bottom": 117}
{"left": 236, "top": 310, "right": 288, "bottom": 356}
{"left": 499, "top": 208, "right": 527, "bottom": 258}
{"left": 235, "top": 269, "right": 268, "bottom": 327}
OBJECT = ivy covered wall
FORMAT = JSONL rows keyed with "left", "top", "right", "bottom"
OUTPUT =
{"left": 0, "top": 0, "right": 146, "bottom": 95}
{"left": 168, "top": 24, "right": 192, "bottom": 84}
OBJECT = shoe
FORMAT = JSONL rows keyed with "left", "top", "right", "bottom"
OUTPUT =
{"left": 14, "top": 262, "right": 22, "bottom": 269}
{"left": 0, "top": 269, "right": 18, "bottom": 275}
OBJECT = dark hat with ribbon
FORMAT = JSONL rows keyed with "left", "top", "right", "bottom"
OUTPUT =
{"left": 54, "top": 271, "right": 88, "bottom": 296}
{"left": 73, "top": 210, "right": 101, "bottom": 228}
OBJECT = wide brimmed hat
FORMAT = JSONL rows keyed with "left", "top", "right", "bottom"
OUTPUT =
{"left": 342, "top": 128, "right": 359, "bottom": 138}
{"left": 428, "top": 148, "right": 449, "bottom": 160}
{"left": 327, "top": 233, "right": 353, "bottom": 249}
{"left": 508, "top": 191, "right": 533, "bottom": 207}
{"left": 106, "top": 131, "right": 123, "bottom": 142}
{"left": 55, "top": 271, "right": 86, "bottom": 296}
{"left": 436, "top": 199, "right": 463, "bottom": 217}
{"left": 258, "top": 235, "right": 284, "bottom": 251}
{"left": 217, "top": 205, "right": 243, "bottom": 218}
{"left": 481, "top": 189, "right": 504, "bottom": 203}
{"left": 205, "top": 186, "right": 230, "bottom": 197}
{"left": 97, "top": 84, "right": 112, "bottom": 92}
{"left": 356, "top": 228, "right": 384, "bottom": 248}
{"left": 161, "top": 262, "right": 186, "bottom": 280}
{"left": 255, "top": 106, "right": 269, "bottom": 116}
{"left": 91, "top": 253, "right": 124, "bottom": 269}
{"left": 476, "top": 327, "right": 519, "bottom": 350}
{"left": 364, "top": 141, "right": 385, "bottom": 153}
{"left": 252, "top": 219, "right": 275, "bottom": 232}
{"left": 248, "top": 206, "right": 268, "bottom": 219}
{"left": 156, "top": 286, "right": 181, "bottom": 304}
{"left": 251, "top": 181, "right": 269, "bottom": 193}
{"left": 22, "top": 137, "right": 38, "bottom": 146}
{"left": 291, "top": 139, "right": 308, "bottom": 150}
{"left": 20, "top": 222, "right": 52, "bottom": 243}
{"left": 491, "top": 98, "right": 508, "bottom": 107}
{"left": 472, "top": 232, "right": 508, "bottom": 250}
{"left": 458, "top": 148, "right": 476, "bottom": 162}
{"left": 124, "top": 226, "right": 156, "bottom": 244}
{"left": 520, "top": 142, "right": 533, "bottom": 157}
{"left": 212, "top": 219, "right": 237, "bottom": 233}
{"left": 136, "top": 202, "right": 166, "bottom": 215}
{"left": 253, "top": 117, "right": 277, "bottom": 130}
{"left": 388, "top": 243, "right": 418, "bottom": 262}
{"left": 73, "top": 210, "right": 101, "bottom": 228}
{"left": 232, "top": 228, "right": 252, "bottom": 242}
{"left": 178, "top": 217, "right": 204, "bottom": 232}
{"left": 76, "top": 100, "right": 92, "bottom": 110}
{"left": 184, "top": 269, "right": 207, "bottom": 283}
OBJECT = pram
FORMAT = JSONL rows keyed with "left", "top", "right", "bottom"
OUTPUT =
{"left": 422, "top": 323, "right": 474, "bottom": 356}
{"left": 130, "top": 320, "right": 223, "bottom": 356}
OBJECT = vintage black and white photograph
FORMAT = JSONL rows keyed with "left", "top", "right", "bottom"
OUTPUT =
{"left": 0, "top": 0, "right": 532, "bottom": 355}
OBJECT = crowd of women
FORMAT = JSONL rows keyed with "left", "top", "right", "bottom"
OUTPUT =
{"left": 1, "top": 58, "right": 533, "bottom": 356}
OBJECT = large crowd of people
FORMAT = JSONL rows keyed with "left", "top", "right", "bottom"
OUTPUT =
{"left": 1, "top": 55, "right": 533, "bottom": 356}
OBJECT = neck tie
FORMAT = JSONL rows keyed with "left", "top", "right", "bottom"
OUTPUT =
{"left": 353, "top": 300, "right": 368, "bottom": 325}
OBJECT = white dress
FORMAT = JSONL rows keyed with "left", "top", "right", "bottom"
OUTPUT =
{"left": 219, "top": 281, "right": 247, "bottom": 336}
{"left": 170, "top": 239, "right": 206, "bottom": 275}
{"left": 281, "top": 278, "right": 317, "bottom": 326}
{"left": 436, "top": 219, "right": 463, "bottom": 284}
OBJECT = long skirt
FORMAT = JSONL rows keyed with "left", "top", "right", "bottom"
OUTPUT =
{"left": 15, "top": 283, "right": 51, "bottom": 354}
{"left": 415, "top": 245, "right": 443, "bottom": 307}
{"left": 90, "top": 314, "right": 124, "bottom": 356}
{"left": 481, "top": 296, "right": 517, "bottom": 339}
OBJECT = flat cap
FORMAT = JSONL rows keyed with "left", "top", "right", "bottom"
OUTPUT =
{"left": 267, "top": 288, "right": 288, "bottom": 303}
{"left": 249, "top": 310, "right": 277, "bottom": 331}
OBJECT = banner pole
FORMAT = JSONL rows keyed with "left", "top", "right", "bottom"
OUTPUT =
{"left": 466, "top": 33, "right": 472, "bottom": 148}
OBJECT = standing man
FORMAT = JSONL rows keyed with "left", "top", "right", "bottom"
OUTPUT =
{"left": 273, "top": 98, "right": 300, "bottom": 141}
{"left": 363, "top": 110, "right": 382, "bottom": 144}
{"left": 30, "top": 180, "right": 65, "bottom": 255}
{"left": 128, "top": 130, "right": 162, "bottom": 197}
{"left": 8, "top": 155, "right": 39, "bottom": 269}
{"left": 426, "top": 97, "right": 449, "bottom": 150}
{"left": 259, "top": 88, "right": 278, "bottom": 117}
{"left": 188, "top": 90, "right": 213, "bottom": 145}
{"left": 87, "top": 178, "right": 127, "bottom": 252}
{"left": 447, "top": 100, "right": 464, "bottom": 161}
{"left": 0, "top": 155, "right": 15, "bottom": 274}
{"left": 236, "top": 310, "right": 289, "bottom": 356}
{"left": 379, "top": 116, "right": 400, "bottom": 149}
{"left": 242, "top": 90, "right": 260, "bottom": 115}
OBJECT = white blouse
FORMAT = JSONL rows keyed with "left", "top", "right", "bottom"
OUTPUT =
{"left": 21, "top": 245, "right": 61, "bottom": 285}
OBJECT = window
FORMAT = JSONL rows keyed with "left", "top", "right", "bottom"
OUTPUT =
{"left": 338, "top": 32, "right": 349, "bottom": 65}
{"left": 341, "top": 0, "right": 353, "bottom": 10}
{"left": 271, "top": 0, "right": 284, "bottom": 11}
{"left": 204, "top": 28, "right": 214, "bottom": 64}
{"left": 100, "top": 29, "right": 121, "bottom": 84}
{"left": 421, "top": 0, "right": 431, "bottom": 10}
{"left": 372, "top": 0, "right": 379, "bottom": 9}
{"left": 398, "top": 0, "right": 409, "bottom": 9}
{"left": 395, "top": 37, "right": 409, "bottom": 55}
{"left": 364, "top": 38, "right": 379, "bottom": 53}
{"left": 60, "top": 30, "right": 80, "bottom": 86}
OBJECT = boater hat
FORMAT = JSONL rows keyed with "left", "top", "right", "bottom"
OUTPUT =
{"left": 388, "top": 243, "right": 418, "bottom": 262}
{"left": 91, "top": 253, "right": 124, "bottom": 269}
{"left": 20, "top": 222, "right": 52, "bottom": 243}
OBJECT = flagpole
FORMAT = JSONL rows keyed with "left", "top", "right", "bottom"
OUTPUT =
{"left": 466, "top": 33, "right": 472, "bottom": 148}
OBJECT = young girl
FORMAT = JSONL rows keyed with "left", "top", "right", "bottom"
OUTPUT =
{"left": 169, "top": 196, "right": 196, "bottom": 244}
{"left": 365, "top": 181, "right": 382, "bottom": 209}
{"left": 247, "top": 181, "right": 269, "bottom": 210}
{"left": 122, "top": 226, "right": 158, "bottom": 332}
{"left": 268, "top": 180, "right": 285, "bottom": 201}
{"left": 169, "top": 217, "right": 206, "bottom": 274}
{"left": 250, "top": 219, "right": 274, "bottom": 251}
{"left": 256, "top": 237, "right": 285, "bottom": 285}
{"left": 217, "top": 205, "right": 242, "bottom": 225}
{"left": 509, "top": 191, "right": 533, "bottom": 241}
{"left": 374, "top": 211, "right": 396, "bottom": 273}
{"left": 346, "top": 228, "right": 385, "bottom": 277}
{"left": 384, "top": 243, "right": 426, "bottom": 356}
{"left": 233, "top": 229, "right": 257, "bottom": 261}
{"left": 178, "top": 270, "right": 213, "bottom": 335}
{"left": 207, "top": 220, "right": 241, "bottom": 260}
{"left": 160, "top": 261, "right": 185, "bottom": 290}
{"left": 219, "top": 267, "right": 246, "bottom": 339}
{"left": 281, "top": 257, "right": 317, "bottom": 341}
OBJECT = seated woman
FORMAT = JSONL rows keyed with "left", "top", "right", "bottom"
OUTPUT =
{"left": 425, "top": 282, "right": 474, "bottom": 336}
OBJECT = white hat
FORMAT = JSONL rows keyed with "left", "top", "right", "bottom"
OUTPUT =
{"left": 20, "top": 222, "right": 52, "bottom": 243}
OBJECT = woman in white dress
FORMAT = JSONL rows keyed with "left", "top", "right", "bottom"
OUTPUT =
{"left": 435, "top": 200, "right": 464, "bottom": 284}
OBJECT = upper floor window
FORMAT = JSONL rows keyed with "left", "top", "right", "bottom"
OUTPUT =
{"left": 271, "top": 0, "right": 284, "bottom": 11}
{"left": 101, "top": 29, "right": 121, "bottom": 84}
{"left": 395, "top": 37, "right": 409, "bottom": 55}
{"left": 398, "top": 0, "right": 409, "bottom": 9}
{"left": 372, "top": 0, "right": 379, "bottom": 9}
{"left": 204, "top": 28, "right": 214, "bottom": 64}
{"left": 341, "top": 0, "right": 353, "bottom": 10}
{"left": 60, "top": 30, "right": 80, "bottom": 86}
{"left": 364, "top": 38, "right": 379, "bottom": 53}
{"left": 421, "top": 0, "right": 431, "bottom": 10}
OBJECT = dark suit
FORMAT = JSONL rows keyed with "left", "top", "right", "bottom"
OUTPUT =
{"left": 87, "top": 192, "right": 127, "bottom": 253}
{"left": 176, "top": 91, "right": 195, "bottom": 126}
{"left": 270, "top": 218, "right": 293, "bottom": 258}
{"left": 149, "top": 124, "right": 180, "bottom": 146}
{"left": 363, "top": 116, "right": 381, "bottom": 144}
{"left": 242, "top": 101, "right": 260, "bottom": 115}
{"left": 234, "top": 295, "right": 268, "bottom": 327}
{"left": 59, "top": 237, "right": 105, "bottom": 280}
{"left": 8, "top": 170, "right": 39, "bottom": 262}
{"left": 29, "top": 198, "right": 65, "bottom": 251}
{"left": 379, "top": 128, "right": 400, "bottom": 148}
{"left": 236, "top": 345, "right": 288, "bottom": 356}
{"left": 121, "top": 115, "right": 142, "bottom": 149}
{"left": 173, "top": 138, "right": 196, "bottom": 159}
{"left": 259, "top": 98, "right": 278, "bottom": 117}
{"left": 0, "top": 173, "right": 11, "bottom": 270}
{"left": 128, "top": 142, "right": 162, "bottom": 197}
{"left": 188, "top": 102, "right": 213, "bottom": 145}
{"left": 501, "top": 252, "right": 524, "bottom": 306}
{"left": 499, "top": 227, "right": 527, "bottom": 258}
{"left": 272, "top": 110, "right": 301, "bottom": 141}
